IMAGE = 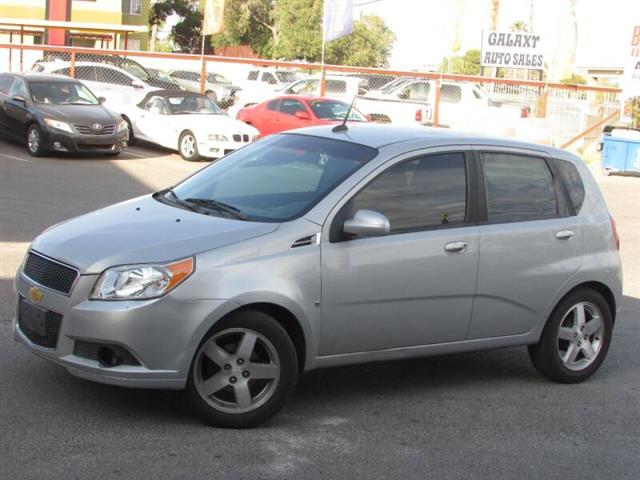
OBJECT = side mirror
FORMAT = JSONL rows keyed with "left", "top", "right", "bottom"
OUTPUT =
{"left": 365, "top": 114, "right": 372, "bottom": 122}
{"left": 98, "top": 96, "right": 106, "bottom": 104}
{"left": 344, "top": 209, "right": 390, "bottom": 238}
{"left": 294, "top": 110, "right": 311, "bottom": 120}
{"left": 12, "top": 95, "right": 26, "bottom": 104}
{"left": 397, "top": 91, "right": 408, "bottom": 100}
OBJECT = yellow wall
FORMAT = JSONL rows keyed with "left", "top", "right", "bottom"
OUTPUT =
{"left": 71, "top": 0, "right": 122, "bottom": 25}
{"left": 0, "top": 1, "right": 46, "bottom": 20}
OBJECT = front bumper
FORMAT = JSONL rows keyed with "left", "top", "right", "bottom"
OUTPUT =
{"left": 43, "top": 127, "right": 128, "bottom": 154}
{"left": 197, "top": 137, "right": 253, "bottom": 159}
{"left": 14, "top": 265, "right": 233, "bottom": 389}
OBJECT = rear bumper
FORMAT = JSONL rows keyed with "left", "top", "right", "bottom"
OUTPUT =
{"left": 43, "top": 128, "right": 128, "bottom": 154}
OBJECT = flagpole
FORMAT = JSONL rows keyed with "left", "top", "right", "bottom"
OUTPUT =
{"left": 320, "top": 1, "right": 327, "bottom": 98}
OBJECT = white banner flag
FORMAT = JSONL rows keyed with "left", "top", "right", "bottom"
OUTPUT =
{"left": 323, "top": 0, "right": 353, "bottom": 42}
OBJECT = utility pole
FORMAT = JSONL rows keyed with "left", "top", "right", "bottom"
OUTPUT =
{"left": 489, "top": 0, "right": 500, "bottom": 77}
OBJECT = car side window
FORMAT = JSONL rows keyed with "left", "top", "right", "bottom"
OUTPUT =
{"left": 0, "top": 74, "right": 14, "bottom": 94}
{"left": 403, "top": 82, "right": 430, "bottom": 100}
{"left": 266, "top": 99, "right": 280, "bottom": 111}
{"left": 442, "top": 85, "right": 462, "bottom": 103}
{"left": 248, "top": 71, "right": 259, "bottom": 80}
{"left": 144, "top": 96, "right": 168, "bottom": 115}
{"left": 96, "top": 67, "right": 133, "bottom": 86}
{"left": 481, "top": 152, "right": 558, "bottom": 223}
{"left": 554, "top": 159, "right": 585, "bottom": 213}
{"left": 8, "top": 78, "right": 28, "bottom": 98}
{"left": 289, "top": 80, "right": 317, "bottom": 94}
{"left": 279, "top": 99, "right": 306, "bottom": 116}
{"left": 346, "top": 153, "right": 468, "bottom": 234}
{"left": 73, "top": 66, "right": 96, "bottom": 81}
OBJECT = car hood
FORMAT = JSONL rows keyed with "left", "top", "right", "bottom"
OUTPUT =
{"left": 37, "top": 104, "right": 120, "bottom": 125}
{"left": 31, "top": 194, "right": 279, "bottom": 274}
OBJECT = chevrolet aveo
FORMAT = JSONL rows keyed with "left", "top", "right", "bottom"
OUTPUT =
{"left": 14, "top": 125, "right": 622, "bottom": 428}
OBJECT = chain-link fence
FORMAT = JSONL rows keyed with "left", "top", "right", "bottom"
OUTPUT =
{"left": 0, "top": 43, "right": 622, "bottom": 150}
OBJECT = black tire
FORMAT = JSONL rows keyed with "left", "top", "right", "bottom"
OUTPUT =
{"left": 178, "top": 130, "right": 201, "bottom": 161}
{"left": 105, "top": 150, "right": 121, "bottom": 157}
{"left": 186, "top": 310, "right": 298, "bottom": 428}
{"left": 25, "top": 124, "right": 47, "bottom": 157}
{"left": 528, "top": 288, "right": 613, "bottom": 383}
{"left": 123, "top": 117, "right": 136, "bottom": 146}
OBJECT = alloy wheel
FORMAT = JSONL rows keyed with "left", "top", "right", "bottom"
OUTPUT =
{"left": 193, "top": 328, "right": 281, "bottom": 414}
{"left": 180, "top": 134, "right": 196, "bottom": 158}
{"left": 27, "top": 128, "right": 40, "bottom": 154}
{"left": 557, "top": 301, "right": 605, "bottom": 371}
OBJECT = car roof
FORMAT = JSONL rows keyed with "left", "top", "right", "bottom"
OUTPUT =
{"left": 289, "top": 124, "right": 570, "bottom": 156}
{"left": 9, "top": 72, "right": 81, "bottom": 83}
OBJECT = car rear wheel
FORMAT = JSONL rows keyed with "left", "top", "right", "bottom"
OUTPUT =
{"left": 187, "top": 310, "right": 298, "bottom": 428}
{"left": 178, "top": 130, "right": 200, "bottom": 161}
{"left": 528, "top": 288, "right": 612, "bottom": 383}
{"left": 26, "top": 124, "right": 47, "bottom": 157}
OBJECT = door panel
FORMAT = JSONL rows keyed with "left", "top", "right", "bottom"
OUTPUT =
{"left": 320, "top": 151, "right": 478, "bottom": 355}
{"left": 468, "top": 150, "right": 583, "bottom": 339}
{"left": 320, "top": 227, "right": 479, "bottom": 354}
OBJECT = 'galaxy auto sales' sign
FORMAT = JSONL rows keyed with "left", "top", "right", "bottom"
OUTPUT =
{"left": 481, "top": 30, "right": 544, "bottom": 69}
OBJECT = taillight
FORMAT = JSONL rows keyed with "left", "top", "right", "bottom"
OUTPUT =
{"left": 415, "top": 109, "right": 422, "bottom": 122}
{"left": 610, "top": 215, "right": 620, "bottom": 250}
{"left": 521, "top": 106, "right": 530, "bottom": 118}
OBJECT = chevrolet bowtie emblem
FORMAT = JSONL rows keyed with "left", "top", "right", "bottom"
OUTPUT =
{"left": 28, "top": 286, "right": 44, "bottom": 303}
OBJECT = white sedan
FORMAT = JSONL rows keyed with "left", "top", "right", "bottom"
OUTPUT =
{"left": 121, "top": 90, "right": 259, "bottom": 161}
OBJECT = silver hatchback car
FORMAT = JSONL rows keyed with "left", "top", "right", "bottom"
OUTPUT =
{"left": 14, "top": 125, "right": 622, "bottom": 428}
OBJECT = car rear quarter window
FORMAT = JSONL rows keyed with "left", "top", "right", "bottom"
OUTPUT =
{"left": 248, "top": 71, "right": 259, "bottom": 80}
{"left": 554, "top": 159, "right": 585, "bottom": 213}
{"left": 481, "top": 152, "right": 558, "bottom": 223}
{"left": 348, "top": 153, "right": 468, "bottom": 233}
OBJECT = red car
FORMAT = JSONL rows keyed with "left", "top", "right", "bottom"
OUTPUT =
{"left": 236, "top": 95, "right": 369, "bottom": 136}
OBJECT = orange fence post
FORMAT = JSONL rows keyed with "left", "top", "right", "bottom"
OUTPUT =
{"left": 432, "top": 79, "right": 441, "bottom": 128}
{"left": 70, "top": 51, "right": 75, "bottom": 78}
{"left": 200, "top": 57, "right": 207, "bottom": 94}
{"left": 539, "top": 83, "right": 549, "bottom": 118}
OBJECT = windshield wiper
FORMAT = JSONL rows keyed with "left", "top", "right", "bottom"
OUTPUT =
{"left": 163, "top": 187, "right": 200, "bottom": 212}
{"left": 184, "top": 198, "right": 247, "bottom": 220}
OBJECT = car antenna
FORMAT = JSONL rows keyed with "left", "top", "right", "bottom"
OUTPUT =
{"left": 332, "top": 94, "right": 357, "bottom": 133}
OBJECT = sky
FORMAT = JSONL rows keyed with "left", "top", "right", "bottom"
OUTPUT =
{"left": 353, "top": 0, "right": 638, "bottom": 71}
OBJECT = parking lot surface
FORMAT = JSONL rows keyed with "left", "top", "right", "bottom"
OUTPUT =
{"left": 1, "top": 138, "right": 638, "bottom": 480}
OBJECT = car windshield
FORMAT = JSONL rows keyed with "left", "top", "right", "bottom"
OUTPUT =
{"left": 166, "top": 95, "right": 223, "bottom": 115}
{"left": 29, "top": 81, "right": 100, "bottom": 105}
{"left": 120, "top": 62, "right": 150, "bottom": 82}
{"left": 168, "top": 134, "right": 378, "bottom": 222}
{"left": 206, "top": 73, "right": 231, "bottom": 84}
{"left": 380, "top": 78, "right": 412, "bottom": 93}
{"left": 275, "top": 71, "right": 298, "bottom": 83}
{"left": 309, "top": 100, "right": 367, "bottom": 121}
{"left": 149, "top": 69, "right": 175, "bottom": 83}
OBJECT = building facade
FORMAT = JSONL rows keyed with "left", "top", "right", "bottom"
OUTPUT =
{"left": 0, "top": 0, "right": 150, "bottom": 50}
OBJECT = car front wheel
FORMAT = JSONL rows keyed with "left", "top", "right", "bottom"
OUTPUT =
{"left": 178, "top": 130, "right": 201, "bottom": 161}
{"left": 528, "top": 288, "right": 613, "bottom": 383}
{"left": 187, "top": 310, "right": 298, "bottom": 428}
{"left": 26, "top": 124, "right": 47, "bottom": 157}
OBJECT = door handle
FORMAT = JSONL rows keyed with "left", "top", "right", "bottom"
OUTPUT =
{"left": 555, "top": 230, "right": 574, "bottom": 241}
{"left": 444, "top": 241, "right": 468, "bottom": 254}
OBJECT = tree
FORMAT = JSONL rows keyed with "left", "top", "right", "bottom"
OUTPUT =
{"left": 510, "top": 20, "right": 529, "bottom": 32}
{"left": 211, "top": 0, "right": 395, "bottom": 67}
{"left": 559, "top": 73, "right": 587, "bottom": 85}
{"left": 440, "top": 49, "right": 481, "bottom": 75}
{"left": 326, "top": 15, "right": 395, "bottom": 68}
{"left": 211, "top": 0, "right": 275, "bottom": 58}
{"left": 149, "top": 0, "right": 203, "bottom": 53}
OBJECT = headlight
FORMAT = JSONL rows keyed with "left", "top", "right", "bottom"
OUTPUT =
{"left": 91, "top": 257, "right": 194, "bottom": 300}
{"left": 207, "top": 134, "right": 229, "bottom": 141}
{"left": 44, "top": 118, "right": 73, "bottom": 133}
{"left": 116, "top": 119, "right": 128, "bottom": 132}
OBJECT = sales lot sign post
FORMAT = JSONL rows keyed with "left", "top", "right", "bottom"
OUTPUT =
{"left": 481, "top": 30, "right": 544, "bottom": 71}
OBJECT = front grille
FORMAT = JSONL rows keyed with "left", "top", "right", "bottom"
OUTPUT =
{"left": 232, "top": 134, "right": 250, "bottom": 142}
{"left": 18, "top": 296, "right": 63, "bottom": 349}
{"left": 73, "top": 124, "right": 116, "bottom": 135}
{"left": 23, "top": 251, "right": 78, "bottom": 295}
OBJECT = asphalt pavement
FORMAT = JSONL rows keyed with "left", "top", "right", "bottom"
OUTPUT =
{"left": 1, "top": 137, "right": 638, "bottom": 480}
